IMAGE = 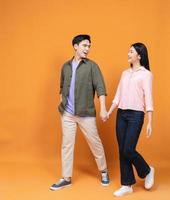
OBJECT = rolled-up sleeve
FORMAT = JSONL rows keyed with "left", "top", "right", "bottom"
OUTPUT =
{"left": 92, "top": 63, "right": 107, "bottom": 97}
{"left": 112, "top": 81, "right": 121, "bottom": 105}
{"left": 143, "top": 72, "right": 153, "bottom": 112}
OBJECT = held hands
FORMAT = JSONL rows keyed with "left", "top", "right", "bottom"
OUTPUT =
{"left": 100, "top": 102, "right": 117, "bottom": 122}
{"left": 100, "top": 109, "right": 108, "bottom": 122}
{"left": 100, "top": 110, "right": 110, "bottom": 122}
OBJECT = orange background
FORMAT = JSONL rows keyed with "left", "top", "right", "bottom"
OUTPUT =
{"left": 0, "top": 0, "right": 170, "bottom": 199}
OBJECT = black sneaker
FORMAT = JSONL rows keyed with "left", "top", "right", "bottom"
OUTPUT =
{"left": 101, "top": 172, "right": 110, "bottom": 186}
{"left": 50, "top": 178, "right": 72, "bottom": 190}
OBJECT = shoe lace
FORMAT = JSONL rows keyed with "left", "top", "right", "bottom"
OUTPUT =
{"left": 58, "top": 178, "right": 65, "bottom": 184}
{"left": 101, "top": 172, "right": 108, "bottom": 181}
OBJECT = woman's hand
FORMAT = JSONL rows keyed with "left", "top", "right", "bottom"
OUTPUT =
{"left": 106, "top": 112, "right": 110, "bottom": 119}
{"left": 146, "top": 122, "right": 152, "bottom": 138}
{"left": 146, "top": 111, "right": 153, "bottom": 138}
{"left": 146, "top": 123, "right": 152, "bottom": 138}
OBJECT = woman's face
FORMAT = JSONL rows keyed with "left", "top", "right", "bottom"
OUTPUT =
{"left": 128, "top": 46, "right": 141, "bottom": 64}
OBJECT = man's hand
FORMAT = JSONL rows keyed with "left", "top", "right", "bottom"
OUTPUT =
{"left": 100, "top": 109, "right": 108, "bottom": 122}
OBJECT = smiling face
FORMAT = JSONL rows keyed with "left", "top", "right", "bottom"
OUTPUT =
{"left": 74, "top": 39, "right": 91, "bottom": 59}
{"left": 128, "top": 46, "right": 141, "bottom": 65}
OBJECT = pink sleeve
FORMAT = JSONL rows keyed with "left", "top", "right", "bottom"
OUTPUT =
{"left": 143, "top": 72, "right": 153, "bottom": 112}
{"left": 112, "top": 74, "right": 123, "bottom": 105}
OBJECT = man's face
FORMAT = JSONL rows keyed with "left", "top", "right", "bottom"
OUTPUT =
{"left": 74, "top": 39, "right": 91, "bottom": 59}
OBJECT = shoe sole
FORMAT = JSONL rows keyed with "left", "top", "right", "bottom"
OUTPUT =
{"left": 113, "top": 190, "right": 133, "bottom": 197}
{"left": 50, "top": 184, "right": 72, "bottom": 191}
{"left": 101, "top": 183, "right": 110, "bottom": 186}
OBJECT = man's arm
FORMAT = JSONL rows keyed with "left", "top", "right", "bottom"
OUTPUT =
{"left": 99, "top": 95, "right": 107, "bottom": 121}
{"left": 92, "top": 63, "right": 107, "bottom": 121}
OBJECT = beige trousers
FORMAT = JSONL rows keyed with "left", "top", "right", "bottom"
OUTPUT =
{"left": 61, "top": 111, "right": 107, "bottom": 178}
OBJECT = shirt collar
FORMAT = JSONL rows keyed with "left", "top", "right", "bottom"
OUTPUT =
{"left": 129, "top": 66, "right": 145, "bottom": 72}
{"left": 68, "top": 57, "right": 88, "bottom": 65}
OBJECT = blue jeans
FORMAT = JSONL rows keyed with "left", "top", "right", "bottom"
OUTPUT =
{"left": 116, "top": 109, "right": 150, "bottom": 185}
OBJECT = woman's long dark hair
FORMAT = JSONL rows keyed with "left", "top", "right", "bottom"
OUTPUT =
{"left": 131, "top": 42, "right": 150, "bottom": 71}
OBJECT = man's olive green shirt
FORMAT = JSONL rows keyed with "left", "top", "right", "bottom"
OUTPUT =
{"left": 58, "top": 58, "right": 107, "bottom": 117}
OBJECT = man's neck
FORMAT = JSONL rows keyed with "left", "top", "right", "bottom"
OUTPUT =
{"left": 73, "top": 55, "right": 83, "bottom": 63}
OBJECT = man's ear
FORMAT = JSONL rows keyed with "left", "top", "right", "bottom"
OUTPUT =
{"left": 73, "top": 44, "right": 78, "bottom": 50}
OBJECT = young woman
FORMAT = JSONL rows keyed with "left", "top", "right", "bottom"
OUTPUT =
{"left": 107, "top": 43, "right": 155, "bottom": 197}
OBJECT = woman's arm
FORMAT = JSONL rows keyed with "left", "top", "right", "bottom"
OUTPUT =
{"left": 107, "top": 102, "right": 117, "bottom": 118}
{"left": 146, "top": 111, "right": 153, "bottom": 138}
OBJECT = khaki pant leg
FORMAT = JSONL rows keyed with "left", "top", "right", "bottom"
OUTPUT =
{"left": 78, "top": 117, "right": 107, "bottom": 171}
{"left": 61, "top": 112, "right": 77, "bottom": 178}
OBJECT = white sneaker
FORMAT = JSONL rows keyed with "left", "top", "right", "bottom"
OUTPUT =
{"left": 113, "top": 186, "right": 133, "bottom": 197}
{"left": 144, "top": 166, "right": 155, "bottom": 189}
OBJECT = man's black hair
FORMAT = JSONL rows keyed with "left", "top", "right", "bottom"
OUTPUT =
{"left": 72, "top": 34, "right": 91, "bottom": 46}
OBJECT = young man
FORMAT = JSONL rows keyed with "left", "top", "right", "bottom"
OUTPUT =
{"left": 50, "top": 34, "right": 109, "bottom": 190}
